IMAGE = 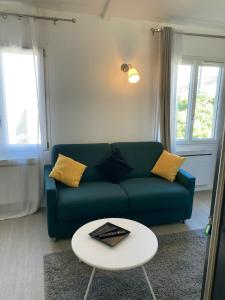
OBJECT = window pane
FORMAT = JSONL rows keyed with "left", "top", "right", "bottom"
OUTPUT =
{"left": 176, "top": 64, "right": 191, "bottom": 140}
{"left": 2, "top": 51, "right": 40, "bottom": 145}
{"left": 193, "top": 65, "right": 220, "bottom": 139}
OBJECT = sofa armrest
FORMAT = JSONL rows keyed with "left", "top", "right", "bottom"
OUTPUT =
{"left": 176, "top": 168, "right": 196, "bottom": 195}
{"left": 176, "top": 168, "right": 196, "bottom": 219}
{"left": 44, "top": 165, "right": 58, "bottom": 238}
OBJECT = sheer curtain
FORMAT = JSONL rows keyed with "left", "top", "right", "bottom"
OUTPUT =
{"left": 0, "top": 16, "right": 46, "bottom": 220}
{"left": 170, "top": 32, "right": 183, "bottom": 152}
{"left": 152, "top": 27, "right": 182, "bottom": 153}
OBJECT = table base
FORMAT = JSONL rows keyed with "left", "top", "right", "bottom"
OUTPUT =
{"left": 83, "top": 265, "right": 156, "bottom": 300}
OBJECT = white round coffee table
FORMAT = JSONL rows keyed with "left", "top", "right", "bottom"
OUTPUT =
{"left": 71, "top": 218, "right": 158, "bottom": 300}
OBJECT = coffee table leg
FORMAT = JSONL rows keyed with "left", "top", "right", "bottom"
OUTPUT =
{"left": 141, "top": 265, "right": 156, "bottom": 300}
{"left": 84, "top": 267, "right": 95, "bottom": 300}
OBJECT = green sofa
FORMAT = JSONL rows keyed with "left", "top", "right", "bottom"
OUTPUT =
{"left": 44, "top": 142, "right": 195, "bottom": 238}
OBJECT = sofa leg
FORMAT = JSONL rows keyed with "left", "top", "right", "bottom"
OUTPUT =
{"left": 51, "top": 237, "right": 57, "bottom": 242}
{"left": 182, "top": 219, "right": 185, "bottom": 224}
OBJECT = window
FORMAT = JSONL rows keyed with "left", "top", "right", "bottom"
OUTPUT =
{"left": 176, "top": 64, "right": 192, "bottom": 140}
{"left": 0, "top": 48, "right": 43, "bottom": 147}
{"left": 176, "top": 58, "right": 223, "bottom": 143}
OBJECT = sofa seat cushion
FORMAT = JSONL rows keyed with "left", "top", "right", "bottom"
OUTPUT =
{"left": 120, "top": 177, "right": 191, "bottom": 213}
{"left": 57, "top": 181, "right": 129, "bottom": 221}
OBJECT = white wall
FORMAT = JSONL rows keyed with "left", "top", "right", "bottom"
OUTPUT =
{"left": 182, "top": 35, "right": 225, "bottom": 59}
{"left": 42, "top": 15, "right": 225, "bottom": 150}
{"left": 44, "top": 15, "right": 156, "bottom": 145}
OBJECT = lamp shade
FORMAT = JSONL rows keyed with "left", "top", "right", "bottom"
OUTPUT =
{"left": 128, "top": 67, "right": 140, "bottom": 84}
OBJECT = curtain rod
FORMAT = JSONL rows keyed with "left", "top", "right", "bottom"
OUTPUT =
{"left": 0, "top": 11, "right": 76, "bottom": 24}
{"left": 151, "top": 28, "right": 225, "bottom": 40}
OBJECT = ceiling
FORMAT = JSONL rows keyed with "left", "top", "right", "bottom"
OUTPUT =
{"left": 1, "top": 0, "right": 225, "bottom": 29}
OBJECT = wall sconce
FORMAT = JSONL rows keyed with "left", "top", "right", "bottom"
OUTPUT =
{"left": 121, "top": 63, "right": 140, "bottom": 84}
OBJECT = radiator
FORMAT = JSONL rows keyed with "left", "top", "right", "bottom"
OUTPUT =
{"left": 181, "top": 153, "right": 216, "bottom": 190}
{"left": 0, "top": 161, "right": 40, "bottom": 219}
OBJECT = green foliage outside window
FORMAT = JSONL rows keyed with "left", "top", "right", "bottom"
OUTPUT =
{"left": 176, "top": 93, "right": 215, "bottom": 140}
{"left": 176, "top": 97, "right": 188, "bottom": 139}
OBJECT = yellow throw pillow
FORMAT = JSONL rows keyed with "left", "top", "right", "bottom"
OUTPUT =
{"left": 151, "top": 150, "right": 185, "bottom": 182}
{"left": 49, "top": 154, "right": 87, "bottom": 187}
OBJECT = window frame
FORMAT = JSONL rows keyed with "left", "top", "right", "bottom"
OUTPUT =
{"left": 0, "top": 50, "right": 7, "bottom": 145}
{"left": 176, "top": 56, "right": 224, "bottom": 145}
{"left": 0, "top": 47, "right": 48, "bottom": 151}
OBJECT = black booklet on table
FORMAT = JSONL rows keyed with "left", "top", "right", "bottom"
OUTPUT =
{"left": 89, "top": 222, "right": 130, "bottom": 247}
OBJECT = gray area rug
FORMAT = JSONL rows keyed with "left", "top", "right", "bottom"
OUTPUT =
{"left": 44, "top": 230, "right": 206, "bottom": 300}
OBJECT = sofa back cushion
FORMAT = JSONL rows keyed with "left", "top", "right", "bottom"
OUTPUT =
{"left": 111, "top": 142, "right": 163, "bottom": 178}
{"left": 51, "top": 143, "right": 112, "bottom": 182}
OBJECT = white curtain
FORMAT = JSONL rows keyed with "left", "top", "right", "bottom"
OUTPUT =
{"left": 151, "top": 29, "right": 161, "bottom": 144}
{"left": 0, "top": 16, "right": 46, "bottom": 220}
{"left": 170, "top": 32, "right": 183, "bottom": 153}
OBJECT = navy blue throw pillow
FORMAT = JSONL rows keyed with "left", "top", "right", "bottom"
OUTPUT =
{"left": 96, "top": 148, "right": 132, "bottom": 183}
